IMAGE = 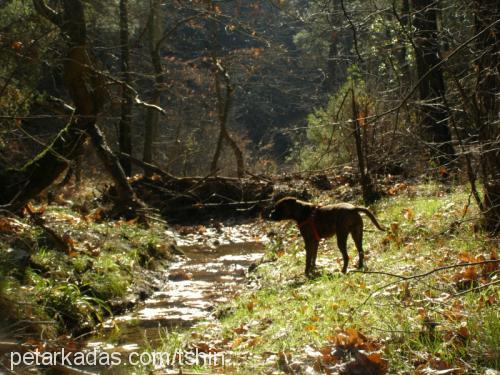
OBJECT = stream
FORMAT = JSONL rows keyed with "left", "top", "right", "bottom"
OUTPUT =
{"left": 85, "top": 223, "right": 267, "bottom": 370}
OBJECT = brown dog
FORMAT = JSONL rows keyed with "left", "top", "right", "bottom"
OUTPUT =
{"left": 268, "top": 197, "right": 386, "bottom": 275}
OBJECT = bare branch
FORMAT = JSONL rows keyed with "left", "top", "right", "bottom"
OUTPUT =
{"left": 346, "top": 259, "right": 500, "bottom": 322}
{"left": 32, "top": 0, "right": 62, "bottom": 26}
{"left": 362, "top": 17, "right": 500, "bottom": 126}
{"left": 340, "top": 0, "right": 363, "bottom": 62}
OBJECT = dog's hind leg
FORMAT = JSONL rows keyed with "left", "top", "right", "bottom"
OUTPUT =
{"left": 351, "top": 225, "right": 364, "bottom": 269}
{"left": 336, "top": 232, "right": 349, "bottom": 273}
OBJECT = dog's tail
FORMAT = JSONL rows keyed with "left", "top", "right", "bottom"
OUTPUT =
{"left": 355, "top": 207, "right": 386, "bottom": 231}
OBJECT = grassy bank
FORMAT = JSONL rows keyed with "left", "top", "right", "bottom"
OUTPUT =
{"left": 153, "top": 183, "right": 498, "bottom": 374}
{"left": 0, "top": 205, "right": 174, "bottom": 339}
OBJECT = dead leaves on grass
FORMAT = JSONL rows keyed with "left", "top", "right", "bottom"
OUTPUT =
{"left": 414, "top": 358, "right": 462, "bottom": 375}
{"left": 453, "top": 250, "right": 498, "bottom": 290}
{"left": 302, "top": 328, "right": 388, "bottom": 375}
{"left": 386, "top": 182, "right": 409, "bottom": 196}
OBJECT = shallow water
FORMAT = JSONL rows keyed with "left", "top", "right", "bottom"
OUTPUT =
{"left": 86, "top": 224, "right": 266, "bottom": 356}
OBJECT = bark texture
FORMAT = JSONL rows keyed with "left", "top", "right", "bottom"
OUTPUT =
{"left": 118, "top": 0, "right": 133, "bottom": 176}
{"left": 411, "top": 0, "right": 456, "bottom": 167}
{"left": 143, "top": 0, "right": 163, "bottom": 173}
{"left": 474, "top": 0, "right": 500, "bottom": 232}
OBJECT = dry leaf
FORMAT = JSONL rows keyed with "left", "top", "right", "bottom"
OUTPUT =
{"left": 403, "top": 208, "right": 415, "bottom": 221}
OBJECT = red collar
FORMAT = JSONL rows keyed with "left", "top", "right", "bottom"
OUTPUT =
{"left": 297, "top": 207, "right": 321, "bottom": 242}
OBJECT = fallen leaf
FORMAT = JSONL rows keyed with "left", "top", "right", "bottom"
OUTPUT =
{"left": 233, "top": 324, "right": 248, "bottom": 334}
{"left": 305, "top": 324, "right": 316, "bottom": 331}
{"left": 390, "top": 222, "right": 399, "bottom": 233}
{"left": 403, "top": 208, "right": 415, "bottom": 221}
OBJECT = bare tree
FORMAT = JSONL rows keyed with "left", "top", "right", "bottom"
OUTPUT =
{"left": 351, "top": 85, "right": 379, "bottom": 205}
{"left": 473, "top": 0, "right": 500, "bottom": 232}
{"left": 411, "top": 0, "right": 456, "bottom": 168}
{"left": 118, "top": 0, "right": 133, "bottom": 176}
{"left": 143, "top": 0, "right": 163, "bottom": 174}
{"left": 209, "top": 59, "right": 244, "bottom": 178}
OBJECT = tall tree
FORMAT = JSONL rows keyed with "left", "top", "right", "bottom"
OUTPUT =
{"left": 325, "top": 0, "right": 351, "bottom": 91}
{"left": 209, "top": 59, "right": 244, "bottom": 178}
{"left": 118, "top": 0, "right": 133, "bottom": 176}
{"left": 473, "top": 0, "right": 500, "bottom": 232}
{"left": 206, "top": 1, "right": 244, "bottom": 177}
{"left": 411, "top": 0, "right": 455, "bottom": 168}
{"left": 393, "top": 0, "right": 411, "bottom": 86}
{"left": 351, "top": 85, "right": 379, "bottom": 204}
{"left": 143, "top": 0, "right": 162, "bottom": 173}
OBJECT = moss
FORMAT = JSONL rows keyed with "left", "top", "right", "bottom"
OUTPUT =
{"left": 0, "top": 204, "right": 174, "bottom": 337}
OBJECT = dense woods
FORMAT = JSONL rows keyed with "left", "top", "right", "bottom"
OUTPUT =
{"left": 1, "top": 0, "right": 496, "bottom": 228}
{"left": 0, "top": 0, "right": 498, "bottom": 374}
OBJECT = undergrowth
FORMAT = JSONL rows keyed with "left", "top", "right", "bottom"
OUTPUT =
{"left": 153, "top": 183, "right": 498, "bottom": 374}
{"left": 0, "top": 205, "right": 173, "bottom": 337}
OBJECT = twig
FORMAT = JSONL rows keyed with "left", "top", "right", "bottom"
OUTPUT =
{"left": 446, "top": 71, "right": 484, "bottom": 212}
{"left": 360, "top": 17, "right": 500, "bottom": 127}
{"left": 50, "top": 364, "right": 96, "bottom": 375}
{"left": 348, "top": 269, "right": 407, "bottom": 279}
{"left": 340, "top": 0, "right": 363, "bottom": 62}
{"left": 118, "top": 152, "right": 178, "bottom": 180}
{"left": 24, "top": 205, "right": 72, "bottom": 253}
{"left": 347, "top": 260, "right": 500, "bottom": 319}
{"left": 452, "top": 280, "right": 499, "bottom": 297}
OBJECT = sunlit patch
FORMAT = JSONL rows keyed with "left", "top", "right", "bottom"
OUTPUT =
{"left": 86, "top": 228, "right": 265, "bottom": 355}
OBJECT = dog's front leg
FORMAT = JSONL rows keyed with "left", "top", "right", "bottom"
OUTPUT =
{"left": 304, "top": 240, "right": 319, "bottom": 276}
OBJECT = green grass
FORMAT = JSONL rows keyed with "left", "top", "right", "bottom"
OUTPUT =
{"left": 0, "top": 205, "right": 173, "bottom": 336}
{"left": 153, "top": 183, "right": 498, "bottom": 374}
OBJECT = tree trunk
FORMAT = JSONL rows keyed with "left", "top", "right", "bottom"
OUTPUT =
{"left": 325, "top": 0, "right": 350, "bottom": 91}
{"left": 118, "top": 0, "right": 133, "bottom": 176}
{"left": 473, "top": 0, "right": 500, "bottom": 232}
{"left": 0, "top": 0, "right": 142, "bottom": 213}
{"left": 411, "top": 0, "right": 455, "bottom": 168}
{"left": 394, "top": 0, "right": 411, "bottom": 85}
{"left": 351, "top": 86, "right": 379, "bottom": 205}
{"left": 88, "top": 124, "right": 139, "bottom": 205}
{"left": 0, "top": 0, "right": 99, "bottom": 210}
{"left": 209, "top": 60, "right": 244, "bottom": 178}
{"left": 143, "top": 0, "right": 162, "bottom": 174}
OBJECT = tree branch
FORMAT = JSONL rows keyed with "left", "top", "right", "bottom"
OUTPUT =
{"left": 32, "top": 0, "right": 63, "bottom": 26}
{"left": 362, "top": 17, "right": 500, "bottom": 126}
{"left": 340, "top": 0, "right": 363, "bottom": 62}
{"left": 346, "top": 259, "right": 500, "bottom": 321}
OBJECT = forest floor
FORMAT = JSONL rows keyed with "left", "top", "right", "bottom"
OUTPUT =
{"left": 0, "top": 200, "right": 177, "bottom": 341}
{"left": 0, "top": 180, "right": 498, "bottom": 374}
{"left": 140, "top": 182, "right": 498, "bottom": 374}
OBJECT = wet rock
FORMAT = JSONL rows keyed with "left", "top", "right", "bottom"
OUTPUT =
{"left": 169, "top": 243, "right": 185, "bottom": 256}
{"left": 168, "top": 270, "right": 193, "bottom": 281}
{"left": 6, "top": 247, "right": 31, "bottom": 268}
{"left": 109, "top": 294, "right": 138, "bottom": 315}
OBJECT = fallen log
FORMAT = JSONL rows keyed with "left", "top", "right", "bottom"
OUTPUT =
{"left": 103, "top": 174, "right": 276, "bottom": 223}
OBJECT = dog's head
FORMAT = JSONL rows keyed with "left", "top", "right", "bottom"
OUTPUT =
{"left": 268, "top": 196, "right": 299, "bottom": 221}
